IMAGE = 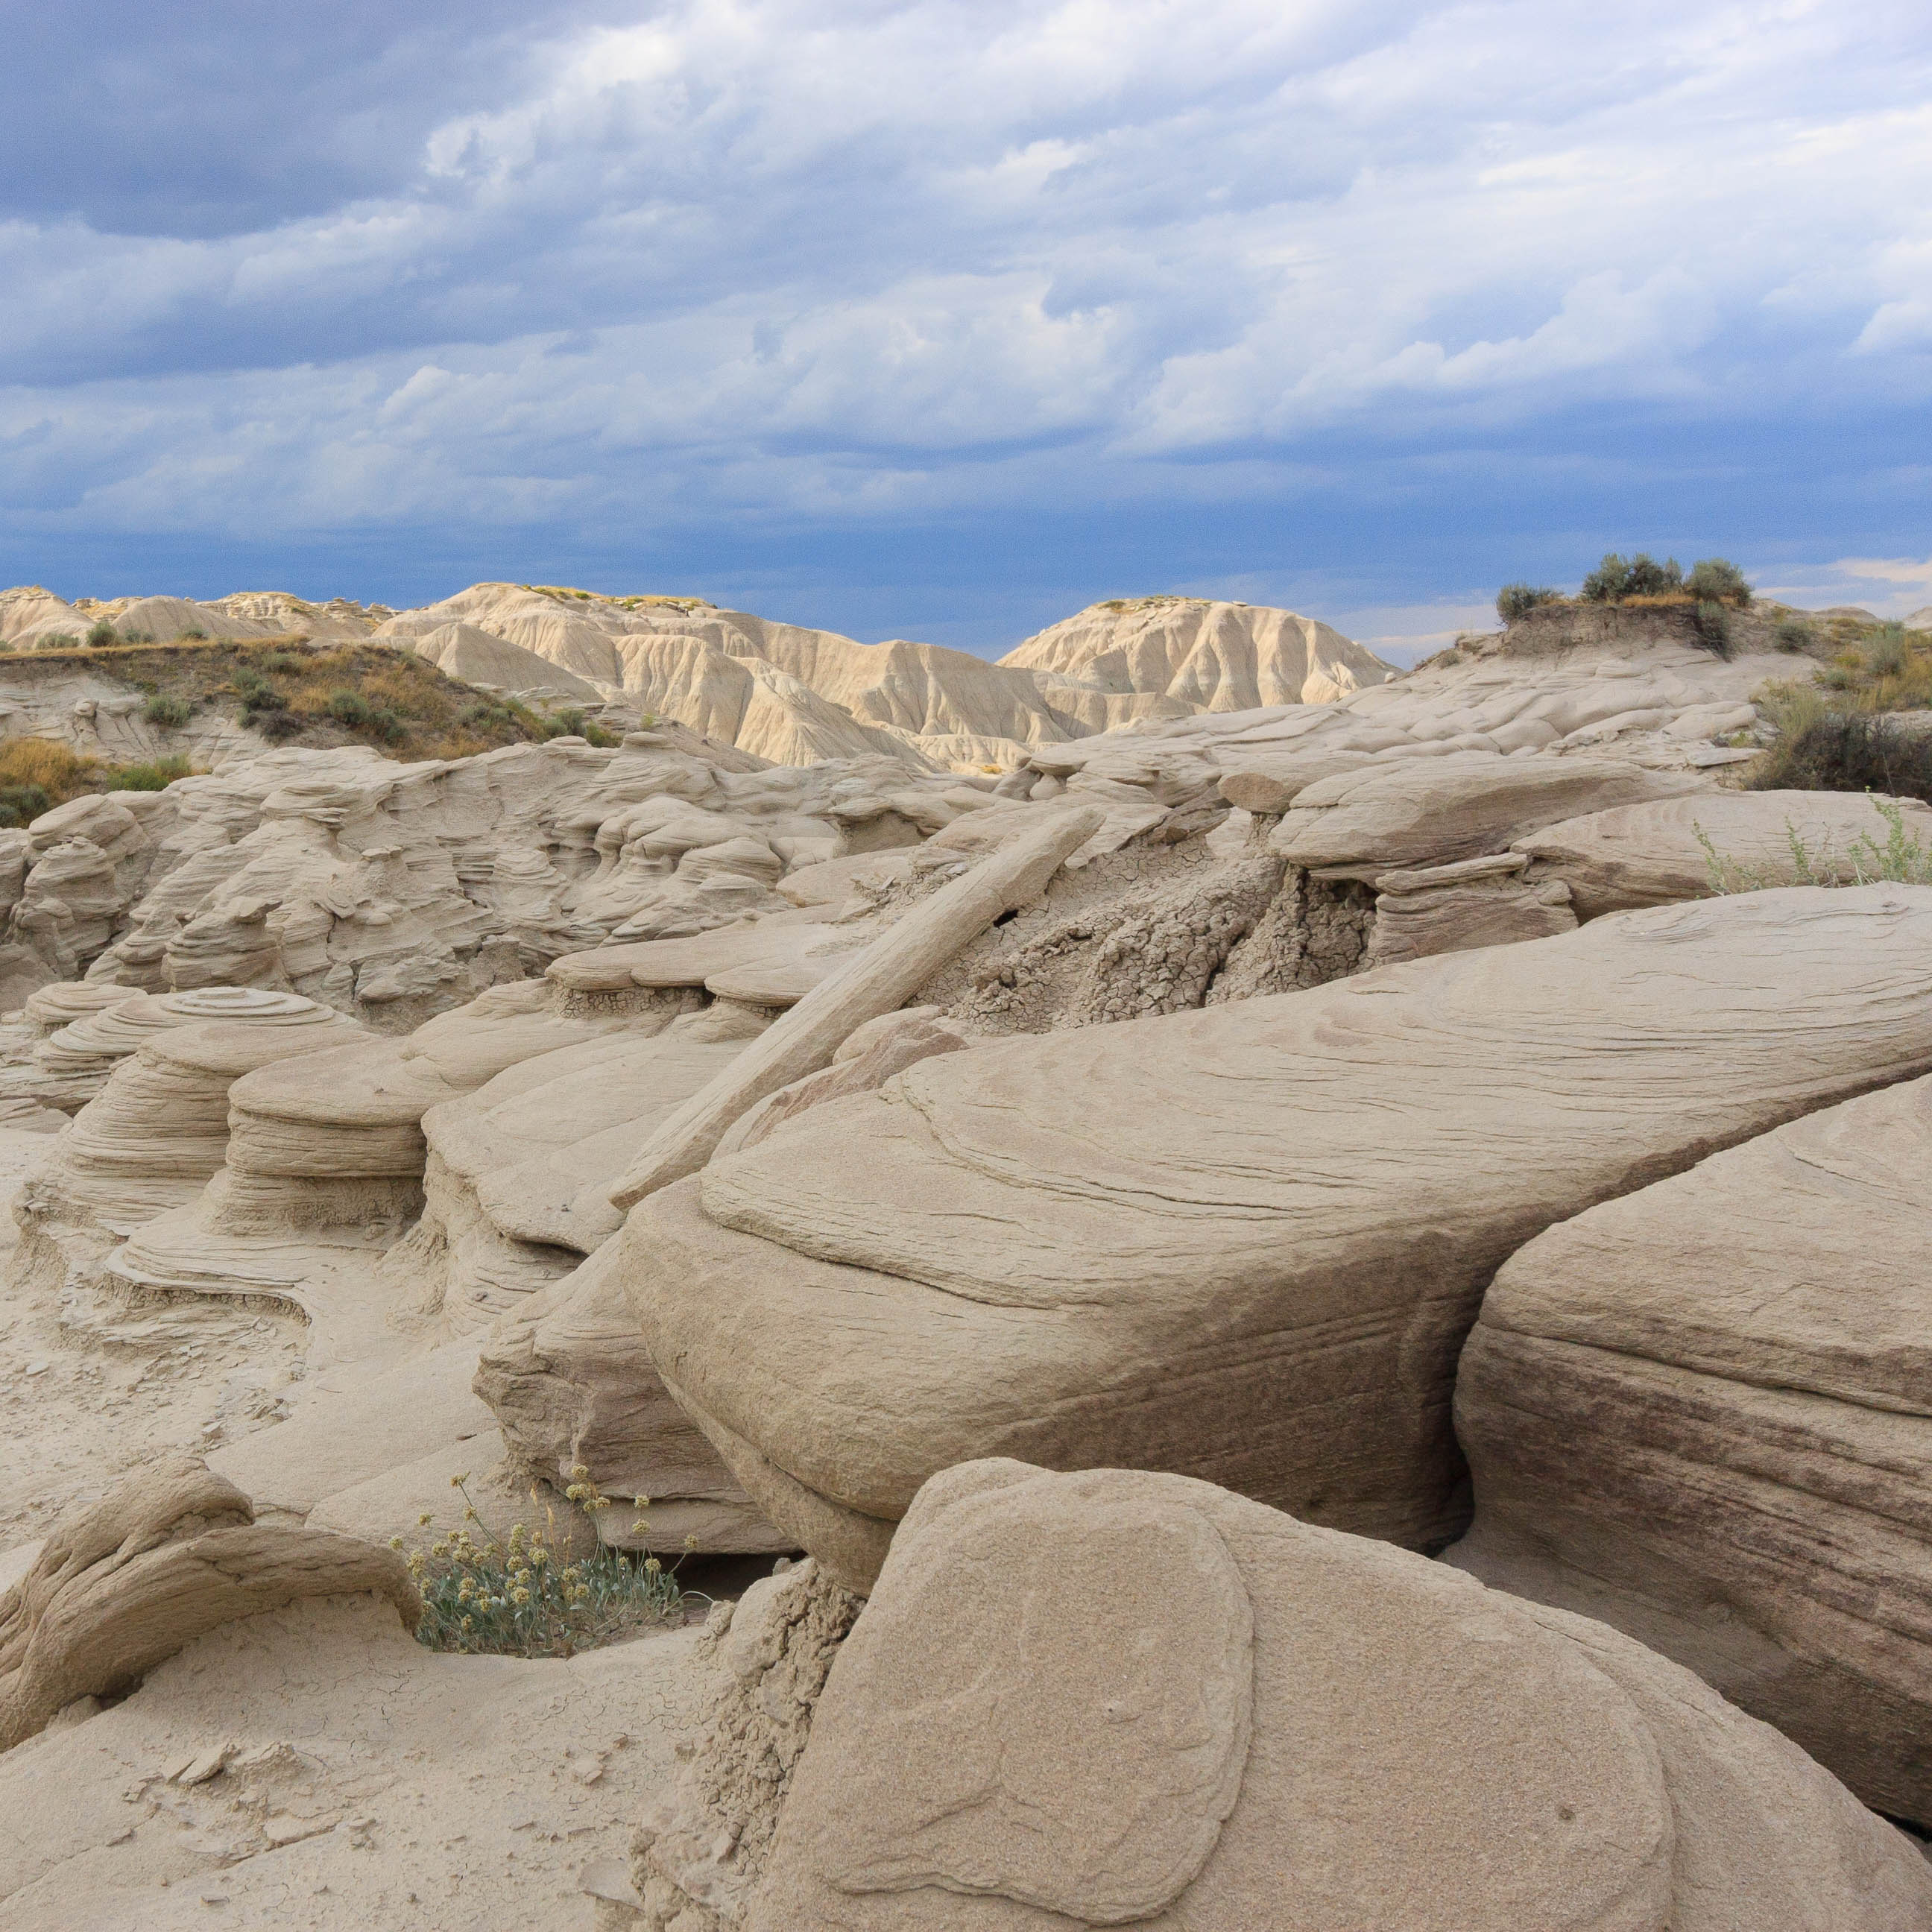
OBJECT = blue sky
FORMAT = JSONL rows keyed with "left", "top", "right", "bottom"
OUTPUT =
{"left": 3, "top": 1, "right": 1930, "bottom": 662}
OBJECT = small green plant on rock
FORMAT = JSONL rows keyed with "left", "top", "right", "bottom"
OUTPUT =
{"left": 1697, "top": 796, "right": 1932, "bottom": 893}
{"left": 144, "top": 694, "right": 192, "bottom": 727}
{"left": 399, "top": 1466, "right": 688, "bottom": 1658}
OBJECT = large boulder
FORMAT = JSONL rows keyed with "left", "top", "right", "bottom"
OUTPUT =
{"left": 1452, "top": 1069, "right": 1932, "bottom": 1825}
{"left": 638, "top": 1460, "right": 1932, "bottom": 1932}
{"left": 620, "top": 886, "right": 1932, "bottom": 1591}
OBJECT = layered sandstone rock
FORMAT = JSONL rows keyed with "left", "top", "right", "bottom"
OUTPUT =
{"left": 1000, "top": 595, "right": 1392, "bottom": 728}
{"left": 1512, "top": 788, "right": 1932, "bottom": 917}
{"left": 638, "top": 1461, "right": 1932, "bottom": 1932}
{"left": 621, "top": 887, "right": 1932, "bottom": 1592}
{"left": 475, "top": 1243, "right": 786, "bottom": 1554}
{"left": 1453, "top": 1069, "right": 1932, "bottom": 1825}
{"left": 0, "top": 1454, "right": 415, "bottom": 1752}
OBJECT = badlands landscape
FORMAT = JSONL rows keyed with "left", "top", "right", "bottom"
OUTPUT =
{"left": 1, "top": 576, "right": 1931, "bottom": 1928}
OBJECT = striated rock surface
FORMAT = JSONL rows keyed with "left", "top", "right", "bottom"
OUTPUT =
{"left": 1512, "top": 788, "right": 1932, "bottom": 918}
{"left": 1453, "top": 1069, "right": 1932, "bottom": 1825}
{"left": 0, "top": 1453, "right": 415, "bottom": 1752}
{"left": 999, "top": 595, "right": 1393, "bottom": 728}
{"left": 476, "top": 1243, "right": 786, "bottom": 1554}
{"left": 622, "top": 887, "right": 1932, "bottom": 1592}
{"left": 1367, "top": 853, "right": 1578, "bottom": 966}
{"left": 642, "top": 1461, "right": 1932, "bottom": 1932}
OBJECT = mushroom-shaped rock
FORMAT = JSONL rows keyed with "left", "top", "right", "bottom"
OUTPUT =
{"left": 1271, "top": 751, "right": 1699, "bottom": 878}
{"left": 10, "top": 1010, "right": 367, "bottom": 1319}
{"left": 0, "top": 1453, "right": 416, "bottom": 1752}
{"left": 646, "top": 1460, "right": 1932, "bottom": 1932}
{"left": 18, "top": 985, "right": 335, "bottom": 1113}
{"left": 619, "top": 886, "right": 1932, "bottom": 1592}
{"left": 1453, "top": 1067, "right": 1932, "bottom": 1825}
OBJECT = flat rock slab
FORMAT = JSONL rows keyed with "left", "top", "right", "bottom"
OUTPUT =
{"left": 741, "top": 1460, "right": 1932, "bottom": 1931}
{"left": 1453, "top": 1069, "right": 1932, "bottom": 1825}
{"left": 622, "top": 886, "right": 1932, "bottom": 1592}
{"left": 1513, "top": 788, "right": 1932, "bottom": 918}
{"left": 1271, "top": 752, "right": 1699, "bottom": 877}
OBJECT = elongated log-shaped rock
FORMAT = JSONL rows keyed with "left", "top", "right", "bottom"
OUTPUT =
{"left": 607, "top": 805, "right": 1103, "bottom": 1208}
{"left": 621, "top": 886, "right": 1932, "bottom": 1591}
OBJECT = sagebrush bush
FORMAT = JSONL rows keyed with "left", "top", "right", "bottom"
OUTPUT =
{"left": 83, "top": 619, "right": 116, "bottom": 647}
{"left": 325, "top": 688, "right": 370, "bottom": 726}
{"left": 1690, "top": 599, "right": 1731, "bottom": 658}
{"left": 1773, "top": 614, "right": 1816, "bottom": 651}
{"left": 1583, "top": 552, "right": 1682, "bottom": 601}
{"left": 0, "top": 785, "right": 51, "bottom": 829}
{"left": 1750, "top": 711, "right": 1932, "bottom": 805}
{"left": 1685, "top": 558, "right": 1751, "bottom": 604}
{"left": 144, "top": 694, "right": 192, "bottom": 727}
{"left": 1496, "top": 583, "right": 1560, "bottom": 624}
{"left": 397, "top": 1467, "right": 689, "bottom": 1658}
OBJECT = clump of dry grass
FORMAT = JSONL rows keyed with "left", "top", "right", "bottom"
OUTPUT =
{"left": 0, "top": 739, "right": 199, "bottom": 827}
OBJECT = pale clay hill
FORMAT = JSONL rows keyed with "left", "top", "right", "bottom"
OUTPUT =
{"left": 1, "top": 589, "right": 1931, "bottom": 1928}
{"left": 0, "top": 581, "right": 1395, "bottom": 772}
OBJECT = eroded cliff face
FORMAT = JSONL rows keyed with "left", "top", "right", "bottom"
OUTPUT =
{"left": 0, "top": 581, "right": 1403, "bottom": 774}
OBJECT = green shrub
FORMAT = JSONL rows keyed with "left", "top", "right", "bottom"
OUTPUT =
{"left": 1773, "top": 615, "right": 1816, "bottom": 651}
{"left": 1496, "top": 583, "right": 1560, "bottom": 624}
{"left": 0, "top": 783, "right": 51, "bottom": 828}
{"left": 399, "top": 1468, "right": 686, "bottom": 1658}
{"left": 549, "top": 708, "right": 587, "bottom": 737}
{"left": 256, "top": 710, "right": 306, "bottom": 741}
{"left": 1699, "top": 795, "right": 1932, "bottom": 891}
{"left": 584, "top": 721, "right": 620, "bottom": 748}
{"left": 366, "top": 705, "right": 407, "bottom": 744}
{"left": 324, "top": 688, "right": 370, "bottom": 726}
{"left": 257, "top": 651, "right": 303, "bottom": 674}
{"left": 233, "top": 668, "right": 286, "bottom": 714}
{"left": 1581, "top": 552, "right": 1685, "bottom": 602}
{"left": 104, "top": 754, "right": 192, "bottom": 792}
{"left": 1690, "top": 600, "right": 1732, "bottom": 658}
{"left": 180, "top": 628, "right": 206, "bottom": 640}
{"left": 1686, "top": 558, "right": 1751, "bottom": 604}
{"left": 144, "top": 694, "right": 192, "bottom": 727}
{"left": 1863, "top": 624, "right": 1910, "bottom": 679}
{"left": 1750, "top": 711, "right": 1932, "bottom": 805}
{"left": 34, "top": 632, "right": 80, "bottom": 651}
{"left": 83, "top": 619, "right": 116, "bottom": 647}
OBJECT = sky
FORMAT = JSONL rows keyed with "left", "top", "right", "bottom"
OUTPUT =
{"left": 2, "top": 1, "right": 1930, "bottom": 663}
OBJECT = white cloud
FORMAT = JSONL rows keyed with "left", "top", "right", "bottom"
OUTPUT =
{"left": 1757, "top": 556, "right": 1932, "bottom": 619}
{"left": 1, "top": 0, "right": 1930, "bottom": 559}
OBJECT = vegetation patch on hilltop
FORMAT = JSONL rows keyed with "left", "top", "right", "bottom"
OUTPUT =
{"left": 0, "top": 635, "right": 620, "bottom": 763}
